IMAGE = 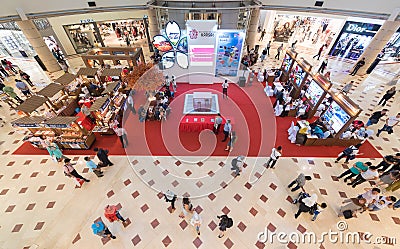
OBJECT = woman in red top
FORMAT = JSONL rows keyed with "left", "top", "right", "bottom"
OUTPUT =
{"left": 104, "top": 205, "right": 127, "bottom": 224}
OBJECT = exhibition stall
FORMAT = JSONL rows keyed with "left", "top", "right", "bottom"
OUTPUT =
{"left": 295, "top": 91, "right": 362, "bottom": 146}
{"left": 15, "top": 95, "right": 50, "bottom": 116}
{"left": 288, "top": 57, "right": 313, "bottom": 98}
{"left": 279, "top": 49, "right": 297, "bottom": 82}
{"left": 12, "top": 116, "right": 96, "bottom": 149}
{"left": 303, "top": 73, "right": 332, "bottom": 118}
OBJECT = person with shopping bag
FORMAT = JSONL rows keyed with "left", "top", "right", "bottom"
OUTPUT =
{"left": 104, "top": 205, "right": 128, "bottom": 225}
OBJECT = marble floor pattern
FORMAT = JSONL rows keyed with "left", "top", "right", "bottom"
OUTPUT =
{"left": 0, "top": 33, "right": 400, "bottom": 249}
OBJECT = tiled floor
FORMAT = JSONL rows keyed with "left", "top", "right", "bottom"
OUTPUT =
{"left": 1, "top": 31, "right": 400, "bottom": 249}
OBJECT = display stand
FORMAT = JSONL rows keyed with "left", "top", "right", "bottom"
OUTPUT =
{"left": 15, "top": 95, "right": 49, "bottom": 116}
{"left": 288, "top": 57, "right": 312, "bottom": 99}
{"left": 279, "top": 49, "right": 297, "bottom": 82}
{"left": 43, "top": 116, "right": 95, "bottom": 149}
{"left": 303, "top": 73, "right": 332, "bottom": 118}
{"left": 54, "top": 73, "right": 79, "bottom": 96}
{"left": 11, "top": 116, "right": 47, "bottom": 148}
{"left": 89, "top": 96, "right": 120, "bottom": 135}
{"left": 296, "top": 91, "right": 362, "bottom": 146}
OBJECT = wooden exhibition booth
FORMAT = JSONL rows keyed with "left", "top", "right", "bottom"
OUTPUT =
{"left": 82, "top": 47, "right": 145, "bottom": 68}
{"left": 279, "top": 48, "right": 298, "bottom": 83}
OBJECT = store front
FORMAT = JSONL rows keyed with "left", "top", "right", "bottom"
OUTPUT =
{"left": 267, "top": 13, "right": 344, "bottom": 47}
{"left": 329, "top": 21, "right": 382, "bottom": 60}
{"left": 0, "top": 24, "right": 35, "bottom": 58}
{"left": 381, "top": 27, "right": 400, "bottom": 62}
{"left": 97, "top": 19, "right": 146, "bottom": 47}
{"left": 63, "top": 21, "right": 103, "bottom": 54}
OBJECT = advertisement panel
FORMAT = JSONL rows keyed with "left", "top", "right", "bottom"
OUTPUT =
{"left": 215, "top": 30, "right": 246, "bottom": 77}
{"left": 329, "top": 21, "right": 381, "bottom": 60}
{"left": 186, "top": 20, "right": 218, "bottom": 83}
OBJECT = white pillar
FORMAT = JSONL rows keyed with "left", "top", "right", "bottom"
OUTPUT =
{"left": 17, "top": 20, "right": 61, "bottom": 72}
{"left": 356, "top": 20, "right": 400, "bottom": 75}
{"left": 246, "top": 8, "right": 260, "bottom": 50}
{"left": 148, "top": 8, "right": 160, "bottom": 39}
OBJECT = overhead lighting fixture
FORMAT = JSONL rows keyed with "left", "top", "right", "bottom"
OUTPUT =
{"left": 162, "top": 1, "right": 168, "bottom": 7}
{"left": 192, "top": 2, "right": 195, "bottom": 8}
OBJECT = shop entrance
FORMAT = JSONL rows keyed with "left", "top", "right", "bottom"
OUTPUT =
{"left": 63, "top": 22, "right": 103, "bottom": 54}
{"left": 97, "top": 19, "right": 147, "bottom": 48}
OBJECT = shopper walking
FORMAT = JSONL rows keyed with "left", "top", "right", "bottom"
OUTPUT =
{"left": 311, "top": 202, "right": 327, "bottom": 221}
{"left": 92, "top": 220, "right": 116, "bottom": 240}
{"left": 4, "top": 59, "right": 17, "bottom": 74}
{"left": 335, "top": 143, "right": 363, "bottom": 164}
{"left": 265, "top": 146, "right": 282, "bottom": 169}
{"left": 225, "top": 131, "right": 237, "bottom": 152}
{"left": 164, "top": 190, "right": 177, "bottom": 212}
{"left": 341, "top": 81, "right": 354, "bottom": 95}
{"left": 221, "top": 119, "right": 232, "bottom": 142}
{"left": 349, "top": 58, "right": 366, "bottom": 76}
{"left": 15, "top": 79, "right": 32, "bottom": 97}
{"left": 3, "top": 85, "right": 24, "bottom": 103}
{"left": 259, "top": 29, "right": 266, "bottom": 41}
{"left": 63, "top": 158, "right": 90, "bottom": 182}
{"left": 94, "top": 147, "right": 114, "bottom": 166}
{"left": 84, "top": 156, "right": 104, "bottom": 177}
{"left": 378, "top": 87, "right": 397, "bottom": 106}
{"left": 337, "top": 161, "right": 370, "bottom": 182}
{"left": 260, "top": 48, "right": 268, "bottom": 62}
{"left": 313, "top": 44, "right": 326, "bottom": 60}
{"left": 114, "top": 125, "right": 128, "bottom": 148}
{"left": 19, "top": 70, "right": 33, "bottom": 87}
{"left": 190, "top": 211, "right": 202, "bottom": 236}
{"left": 179, "top": 197, "right": 193, "bottom": 219}
{"left": 125, "top": 92, "right": 136, "bottom": 115}
{"left": 348, "top": 166, "right": 379, "bottom": 188}
{"left": 222, "top": 80, "right": 229, "bottom": 99}
{"left": 213, "top": 113, "right": 223, "bottom": 134}
{"left": 275, "top": 44, "right": 283, "bottom": 60}
{"left": 317, "top": 58, "right": 328, "bottom": 73}
{"left": 365, "top": 109, "right": 388, "bottom": 127}
{"left": 231, "top": 155, "right": 245, "bottom": 177}
{"left": 48, "top": 143, "right": 68, "bottom": 162}
{"left": 104, "top": 204, "right": 128, "bottom": 224}
{"left": 217, "top": 214, "right": 233, "bottom": 238}
{"left": 294, "top": 193, "right": 318, "bottom": 219}
{"left": 266, "top": 41, "right": 271, "bottom": 56}
{"left": 288, "top": 173, "right": 312, "bottom": 192}
{"left": 376, "top": 113, "right": 400, "bottom": 137}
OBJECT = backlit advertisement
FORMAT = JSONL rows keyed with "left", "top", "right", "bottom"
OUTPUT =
{"left": 215, "top": 30, "right": 246, "bottom": 77}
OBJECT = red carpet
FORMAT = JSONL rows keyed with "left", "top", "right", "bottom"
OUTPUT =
{"left": 13, "top": 82, "right": 381, "bottom": 158}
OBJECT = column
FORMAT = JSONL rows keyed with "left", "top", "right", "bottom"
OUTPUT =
{"left": 355, "top": 20, "right": 400, "bottom": 75}
{"left": 148, "top": 8, "right": 160, "bottom": 39}
{"left": 17, "top": 20, "right": 61, "bottom": 72}
{"left": 219, "top": 9, "right": 239, "bottom": 29}
{"left": 245, "top": 8, "right": 260, "bottom": 50}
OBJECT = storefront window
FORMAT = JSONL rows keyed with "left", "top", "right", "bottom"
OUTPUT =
{"left": 381, "top": 28, "right": 400, "bottom": 62}
{"left": 97, "top": 19, "right": 146, "bottom": 47}
{"left": 329, "top": 21, "right": 381, "bottom": 60}
{"left": 0, "top": 30, "right": 35, "bottom": 57}
{"left": 63, "top": 23, "right": 100, "bottom": 54}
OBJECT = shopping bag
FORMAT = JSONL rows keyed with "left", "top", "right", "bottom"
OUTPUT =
{"left": 74, "top": 177, "right": 85, "bottom": 187}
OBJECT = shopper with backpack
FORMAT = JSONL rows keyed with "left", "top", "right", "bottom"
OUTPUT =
{"left": 335, "top": 144, "right": 363, "bottom": 164}
{"left": 91, "top": 220, "right": 116, "bottom": 240}
{"left": 217, "top": 214, "right": 233, "bottom": 238}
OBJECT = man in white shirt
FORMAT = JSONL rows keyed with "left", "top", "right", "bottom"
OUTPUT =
{"left": 125, "top": 93, "right": 136, "bottom": 115}
{"left": 266, "top": 146, "right": 282, "bottom": 169}
{"left": 349, "top": 166, "right": 379, "bottom": 188}
{"left": 213, "top": 113, "right": 223, "bottom": 134}
{"left": 221, "top": 119, "right": 232, "bottom": 142}
{"left": 377, "top": 113, "right": 400, "bottom": 137}
{"left": 357, "top": 188, "right": 380, "bottom": 205}
{"left": 114, "top": 126, "right": 128, "bottom": 148}
{"left": 222, "top": 80, "right": 229, "bottom": 99}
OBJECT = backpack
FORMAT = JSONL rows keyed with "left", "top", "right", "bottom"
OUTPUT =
{"left": 343, "top": 147, "right": 353, "bottom": 155}
{"left": 226, "top": 217, "right": 233, "bottom": 228}
{"left": 231, "top": 158, "right": 238, "bottom": 167}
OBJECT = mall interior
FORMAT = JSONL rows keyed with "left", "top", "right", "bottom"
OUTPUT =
{"left": 0, "top": 0, "right": 400, "bottom": 248}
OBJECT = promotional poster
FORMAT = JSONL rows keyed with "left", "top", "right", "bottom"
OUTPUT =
{"left": 215, "top": 30, "right": 245, "bottom": 77}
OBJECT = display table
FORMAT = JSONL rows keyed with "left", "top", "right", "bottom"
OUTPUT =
{"left": 179, "top": 115, "right": 217, "bottom": 132}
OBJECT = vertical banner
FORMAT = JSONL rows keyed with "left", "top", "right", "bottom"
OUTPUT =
{"left": 186, "top": 20, "right": 218, "bottom": 84}
{"left": 215, "top": 30, "right": 246, "bottom": 77}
